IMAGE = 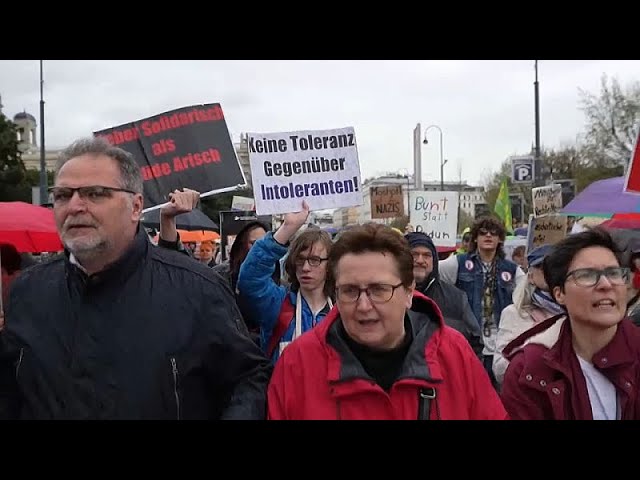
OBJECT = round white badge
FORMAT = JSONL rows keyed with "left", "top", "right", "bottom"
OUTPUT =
{"left": 501, "top": 271, "right": 512, "bottom": 282}
{"left": 465, "top": 260, "right": 474, "bottom": 271}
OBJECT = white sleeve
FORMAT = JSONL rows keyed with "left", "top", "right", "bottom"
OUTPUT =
{"left": 438, "top": 254, "right": 459, "bottom": 285}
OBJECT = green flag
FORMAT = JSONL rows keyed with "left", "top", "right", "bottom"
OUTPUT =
{"left": 494, "top": 178, "right": 513, "bottom": 233}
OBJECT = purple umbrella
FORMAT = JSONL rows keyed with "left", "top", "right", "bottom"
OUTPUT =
{"left": 561, "top": 176, "right": 640, "bottom": 216}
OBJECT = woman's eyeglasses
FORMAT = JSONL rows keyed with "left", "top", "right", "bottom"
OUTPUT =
{"left": 565, "top": 267, "right": 630, "bottom": 287}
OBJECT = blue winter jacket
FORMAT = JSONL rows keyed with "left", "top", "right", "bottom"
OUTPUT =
{"left": 237, "top": 232, "right": 331, "bottom": 363}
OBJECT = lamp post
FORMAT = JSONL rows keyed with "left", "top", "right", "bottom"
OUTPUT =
{"left": 534, "top": 60, "right": 541, "bottom": 186}
{"left": 423, "top": 125, "right": 447, "bottom": 191}
{"left": 39, "top": 60, "right": 47, "bottom": 205}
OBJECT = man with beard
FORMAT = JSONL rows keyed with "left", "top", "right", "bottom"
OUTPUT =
{"left": 0, "top": 136, "right": 271, "bottom": 420}
{"left": 405, "top": 232, "right": 483, "bottom": 359}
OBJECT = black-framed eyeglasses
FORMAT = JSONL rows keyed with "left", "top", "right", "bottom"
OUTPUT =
{"left": 49, "top": 185, "right": 137, "bottom": 204}
{"left": 335, "top": 282, "right": 404, "bottom": 304}
{"left": 565, "top": 267, "right": 630, "bottom": 287}
{"left": 294, "top": 256, "right": 328, "bottom": 268}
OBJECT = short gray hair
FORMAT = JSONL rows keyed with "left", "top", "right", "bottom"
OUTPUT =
{"left": 56, "top": 136, "right": 143, "bottom": 194}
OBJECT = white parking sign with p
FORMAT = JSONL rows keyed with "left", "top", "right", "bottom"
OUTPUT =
{"left": 511, "top": 156, "right": 534, "bottom": 184}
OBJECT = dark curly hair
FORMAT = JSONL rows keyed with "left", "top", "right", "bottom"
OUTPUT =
{"left": 470, "top": 216, "right": 507, "bottom": 258}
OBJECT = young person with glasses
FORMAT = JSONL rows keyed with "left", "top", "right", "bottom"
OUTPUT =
{"left": 267, "top": 223, "right": 507, "bottom": 420}
{"left": 237, "top": 200, "right": 334, "bottom": 363}
{"left": 501, "top": 228, "right": 640, "bottom": 420}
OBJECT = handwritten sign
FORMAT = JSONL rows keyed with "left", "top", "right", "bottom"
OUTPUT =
{"left": 409, "top": 191, "right": 458, "bottom": 247}
{"left": 532, "top": 184, "right": 563, "bottom": 217}
{"left": 370, "top": 185, "right": 404, "bottom": 219}
{"left": 526, "top": 214, "right": 567, "bottom": 251}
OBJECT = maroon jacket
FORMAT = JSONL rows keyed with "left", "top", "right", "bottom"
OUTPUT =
{"left": 501, "top": 315, "right": 640, "bottom": 420}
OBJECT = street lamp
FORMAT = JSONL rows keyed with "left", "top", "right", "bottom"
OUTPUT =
{"left": 423, "top": 125, "right": 447, "bottom": 191}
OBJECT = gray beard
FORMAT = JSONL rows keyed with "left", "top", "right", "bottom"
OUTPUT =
{"left": 65, "top": 239, "right": 109, "bottom": 265}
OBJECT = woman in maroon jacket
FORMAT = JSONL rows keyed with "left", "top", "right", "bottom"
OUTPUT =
{"left": 501, "top": 227, "right": 640, "bottom": 420}
{"left": 267, "top": 223, "right": 507, "bottom": 420}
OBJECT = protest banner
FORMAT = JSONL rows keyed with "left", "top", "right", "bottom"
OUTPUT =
{"left": 94, "top": 103, "right": 246, "bottom": 211}
{"left": 624, "top": 124, "right": 640, "bottom": 193}
{"left": 370, "top": 185, "right": 405, "bottom": 219}
{"left": 532, "top": 184, "right": 563, "bottom": 217}
{"left": 409, "top": 191, "right": 458, "bottom": 247}
{"left": 219, "top": 210, "right": 272, "bottom": 262}
{"left": 247, "top": 127, "right": 362, "bottom": 215}
{"left": 526, "top": 214, "right": 567, "bottom": 251}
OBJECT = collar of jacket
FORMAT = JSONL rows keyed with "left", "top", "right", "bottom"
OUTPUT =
{"left": 544, "top": 317, "right": 637, "bottom": 375}
{"left": 506, "top": 314, "right": 638, "bottom": 404}
{"left": 416, "top": 277, "right": 436, "bottom": 295}
{"left": 64, "top": 224, "right": 149, "bottom": 289}
{"left": 317, "top": 291, "right": 445, "bottom": 398}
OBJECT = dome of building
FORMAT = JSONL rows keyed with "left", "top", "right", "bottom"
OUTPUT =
{"left": 13, "top": 111, "right": 36, "bottom": 123}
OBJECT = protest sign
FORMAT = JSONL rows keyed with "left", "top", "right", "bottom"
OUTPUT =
{"left": 247, "top": 127, "right": 362, "bottom": 215}
{"left": 624, "top": 125, "right": 640, "bottom": 193}
{"left": 370, "top": 185, "right": 405, "bottom": 219}
{"left": 532, "top": 184, "right": 563, "bottom": 217}
{"left": 409, "top": 191, "right": 458, "bottom": 247}
{"left": 526, "top": 214, "right": 567, "bottom": 251}
{"left": 231, "top": 196, "right": 255, "bottom": 211}
{"left": 94, "top": 103, "right": 246, "bottom": 211}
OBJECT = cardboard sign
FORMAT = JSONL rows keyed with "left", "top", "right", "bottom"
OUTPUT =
{"left": 526, "top": 214, "right": 567, "bottom": 251}
{"left": 532, "top": 184, "right": 563, "bottom": 217}
{"left": 370, "top": 185, "right": 404, "bottom": 219}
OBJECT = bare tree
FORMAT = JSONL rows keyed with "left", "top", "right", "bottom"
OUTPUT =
{"left": 579, "top": 74, "right": 640, "bottom": 168}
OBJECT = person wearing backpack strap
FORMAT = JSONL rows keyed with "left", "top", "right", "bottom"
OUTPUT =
{"left": 237, "top": 201, "right": 334, "bottom": 363}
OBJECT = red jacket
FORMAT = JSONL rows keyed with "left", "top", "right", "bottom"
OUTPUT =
{"left": 501, "top": 315, "right": 640, "bottom": 420}
{"left": 267, "top": 292, "right": 508, "bottom": 420}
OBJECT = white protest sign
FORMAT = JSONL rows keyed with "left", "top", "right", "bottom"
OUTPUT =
{"left": 247, "top": 127, "right": 362, "bottom": 215}
{"left": 231, "top": 195, "right": 255, "bottom": 211}
{"left": 409, "top": 191, "right": 459, "bottom": 247}
{"left": 532, "top": 184, "right": 563, "bottom": 217}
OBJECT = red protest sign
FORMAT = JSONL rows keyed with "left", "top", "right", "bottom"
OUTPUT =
{"left": 624, "top": 126, "right": 640, "bottom": 194}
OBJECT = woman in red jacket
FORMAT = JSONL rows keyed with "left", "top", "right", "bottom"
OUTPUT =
{"left": 267, "top": 223, "right": 507, "bottom": 420}
{"left": 501, "top": 227, "right": 640, "bottom": 420}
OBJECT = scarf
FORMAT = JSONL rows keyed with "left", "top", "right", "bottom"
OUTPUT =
{"left": 531, "top": 288, "right": 566, "bottom": 316}
{"left": 482, "top": 260, "right": 497, "bottom": 336}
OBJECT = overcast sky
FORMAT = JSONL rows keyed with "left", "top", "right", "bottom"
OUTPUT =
{"left": 1, "top": 60, "right": 639, "bottom": 187}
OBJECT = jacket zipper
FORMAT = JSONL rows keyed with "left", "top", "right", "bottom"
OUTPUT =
{"left": 16, "top": 348, "right": 24, "bottom": 379}
{"left": 170, "top": 357, "right": 181, "bottom": 420}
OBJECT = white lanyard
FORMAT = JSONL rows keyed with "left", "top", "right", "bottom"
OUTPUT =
{"left": 293, "top": 290, "right": 333, "bottom": 341}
